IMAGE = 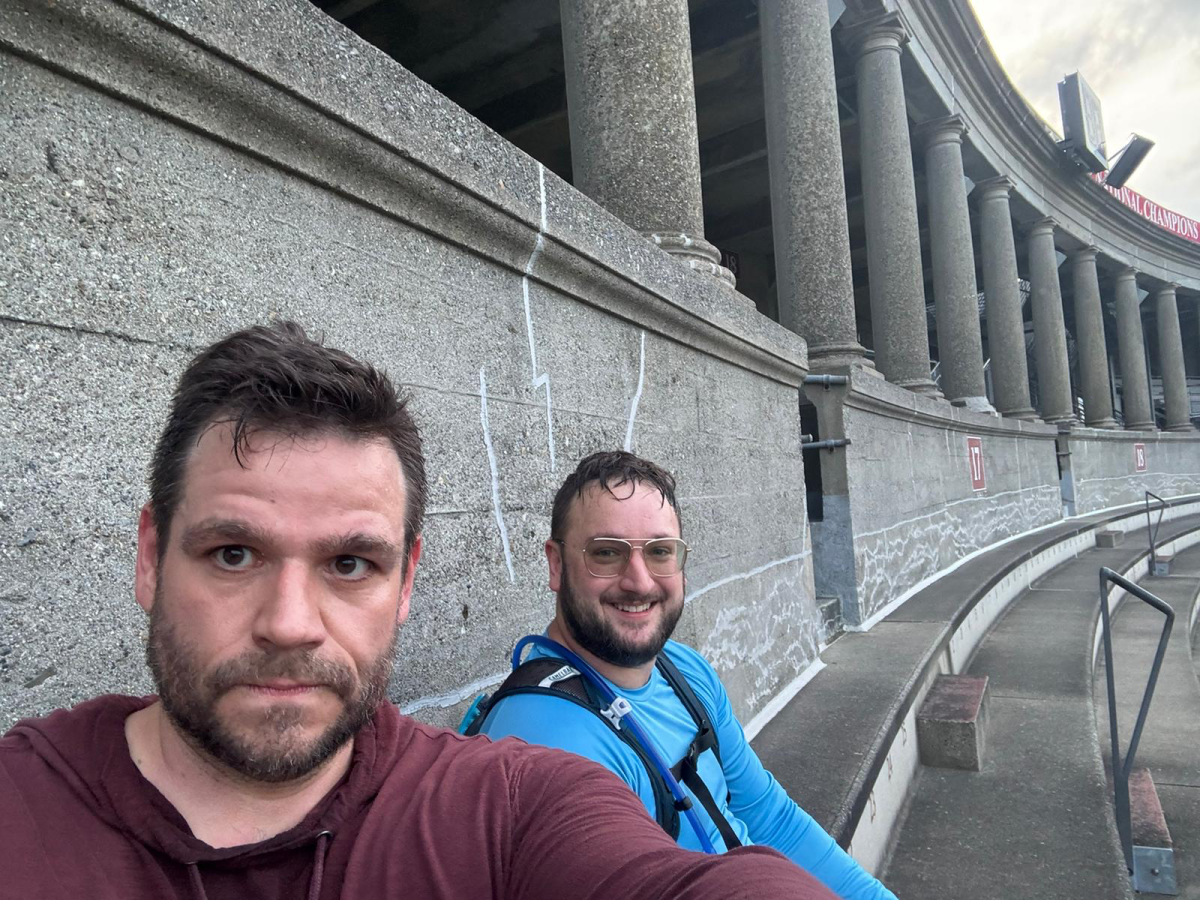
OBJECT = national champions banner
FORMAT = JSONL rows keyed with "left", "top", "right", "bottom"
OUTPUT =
{"left": 1090, "top": 173, "right": 1200, "bottom": 245}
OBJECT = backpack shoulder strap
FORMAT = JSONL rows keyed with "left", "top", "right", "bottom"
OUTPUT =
{"left": 655, "top": 651, "right": 721, "bottom": 763}
{"left": 466, "top": 655, "right": 682, "bottom": 840}
{"left": 657, "top": 651, "right": 742, "bottom": 850}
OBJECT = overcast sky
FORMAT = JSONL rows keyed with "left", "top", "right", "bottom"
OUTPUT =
{"left": 970, "top": 0, "right": 1200, "bottom": 219}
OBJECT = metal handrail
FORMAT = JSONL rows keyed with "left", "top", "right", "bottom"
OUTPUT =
{"left": 1098, "top": 566, "right": 1174, "bottom": 877}
{"left": 1145, "top": 491, "right": 1166, "bottom": 570}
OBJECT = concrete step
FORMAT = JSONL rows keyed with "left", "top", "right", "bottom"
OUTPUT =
{"left": 1127, "top": 767, "right": 1176, "bottom": 895}
{"left": 1154, "top": 551, "right": 1176, "bottom": 576}
{"left": 1098, "top": 528, "right": 1126, "bottom": 548}
{"left": 916, "top": 674, "right": 988, "bottom": 771}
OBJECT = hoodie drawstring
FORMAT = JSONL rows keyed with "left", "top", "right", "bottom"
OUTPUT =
{"left": 308, "top": 831, "right": 332, "bottom": 900}
{"left": 187, "top": 863, "right": 209, "bottom": 900}
{"left": 183, "top": 831, "right": 330, "bottom": 900}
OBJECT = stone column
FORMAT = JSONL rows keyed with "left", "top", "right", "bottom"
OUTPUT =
{"left": 760, "top": 0, "right": 864, "bottom": 367}
{"left": 1155, "top": 284, "right": 1192, "bottom": 431}
{"left": 844, "top": 14, "right": 938, "bottom": 395}
{"left": 1113, "top": 267, "right": 1154, "bottom": 430}
{"left": 1026, "top": 218, "right": 1075, "bottom": 423}
{"left": 920, "top": 116, "right": 992, "bottom": 411}
{"left": 1069, "top": 248, "right": 1118, "bottom": 427}
{"left": 559, "top": 0, "right": 735, "bottom": 288}
{"left": 976, "top": 177, "right": 1036, "bottom": 419}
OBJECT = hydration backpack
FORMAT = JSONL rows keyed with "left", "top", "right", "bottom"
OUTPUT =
{"left": 461, "top": 651, "right": 741, "bottom": 849}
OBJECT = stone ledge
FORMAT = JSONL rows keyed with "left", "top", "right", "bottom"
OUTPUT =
{"left": 839, "top": 367, "right": 1060, "bottom": 439}
{"left": 1070, "top": 425, "right": 1200, "bottom": 446}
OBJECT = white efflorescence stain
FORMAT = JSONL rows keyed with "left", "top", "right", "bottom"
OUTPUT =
{"left": 684, "top": 552, "right": 808, "bottom": 605}
{"left": 522, "top": 163, "right": 556, "bottom": 471}
{"left": 624, "top": 330, "right": 646, "bottom": 452}
{"left": 478, "top": 368, "right": 516, "bottom": 583}
{"left": 400, "top": 669, "right": 510, "bottom": 716}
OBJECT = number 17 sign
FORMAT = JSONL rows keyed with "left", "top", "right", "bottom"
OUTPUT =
{"left": 967, "top": 436, "right": 986, "bottom": 491}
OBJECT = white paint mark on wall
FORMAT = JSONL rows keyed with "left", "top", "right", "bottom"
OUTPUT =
{"left": 522, "top": 163, "right": 556, "bottom": 471}
{"left": 479, "top": 368, "right": 515, "bottom": 583}
{"left": 624, "top": 330, "right": 646, "bottom": 452}
{"left": 685, "top": 552, "right": 808, "bottom": 604}
{"left": 401, "top": 669, "right": 509, "bottom": 715}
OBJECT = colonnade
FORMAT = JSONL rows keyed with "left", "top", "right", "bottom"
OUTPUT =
{"left": 557, "top": 0, "right": 1195, "bottom": 432}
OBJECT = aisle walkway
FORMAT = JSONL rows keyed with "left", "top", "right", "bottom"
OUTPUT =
{"left": 1098, "top": 545, "right": 1200, "bottom": 898}
{"left": 880, "top": 515, "right": 1200, "bottom": 900}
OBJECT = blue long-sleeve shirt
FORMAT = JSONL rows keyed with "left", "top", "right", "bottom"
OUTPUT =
{"left": 477, "top": 639, "right": 897, "bottom": 900}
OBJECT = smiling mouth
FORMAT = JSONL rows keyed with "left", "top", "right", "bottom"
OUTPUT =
{"left": 612, "top": 601, "right": 653, "bottom": 613}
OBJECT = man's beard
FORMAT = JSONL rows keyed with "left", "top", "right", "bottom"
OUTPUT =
{"left": 146, "top": 583, "right": 397, "bottom": 784}
{"left": 558, "top": 566, "right": 683, "bottom": 668}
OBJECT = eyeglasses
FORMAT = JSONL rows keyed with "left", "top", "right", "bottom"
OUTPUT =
{"left": 555, "top": 537, "right": 690, "bottom": 578}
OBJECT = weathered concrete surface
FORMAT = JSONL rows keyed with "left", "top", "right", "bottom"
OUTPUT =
{"left": 975, "top": 176, "right": 1037, "bottom": 420}
{"left": 1027, "top": 218, "right": 1076, "bottom": 424}
{"left": 805, "top": 370, "right": 1061, "bottom": 627}
{"left": 920, "top": 115, "right": 989, "bottom": 409}
{"left": 1155, "top": 285, "right": 1193, "bottom": 432}
{"left": 0, "top": 0, "right": 814, "bottom": 730}
{"left": 760, "top": 0, "right": 863, "bottom": 366}
{"left": 1068, "top": 427, "right": 1200, "bottom": 514}
{"left": 559, "top": 0, "right": 734, "bottom": 287}
{"left": 1113, "top": 268, "right": 1155, "bottom": 430}
{"left": 843, "top": 13, "right": 937, "bottom": 395}
{"left": 1070, "top": 248, "right": 1118, "bottom": 428}
{"left": 881, "top": 540, "right": 1200, "bottom": 899}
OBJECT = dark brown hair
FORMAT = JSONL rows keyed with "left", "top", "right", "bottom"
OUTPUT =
{"left": 149, "top": 321, "right": 426, "bottom": 568}
{"left": 550, "top": 450, "right": 681, "bottom": 539}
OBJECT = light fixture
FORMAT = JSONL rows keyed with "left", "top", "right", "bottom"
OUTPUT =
{"left": 1103, "top": 134, "right": 1155, "bottom": 189}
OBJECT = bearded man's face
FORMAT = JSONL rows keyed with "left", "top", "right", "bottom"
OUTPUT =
{"left": 135, "top": 427, "right": 420, "bottom": 782}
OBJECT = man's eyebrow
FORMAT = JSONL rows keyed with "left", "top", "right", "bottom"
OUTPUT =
{"left": 179, "top": 519, "right": 275, "bottom": 554}
{"left": 313, "top": 532, "right": 403, "bottom": 565}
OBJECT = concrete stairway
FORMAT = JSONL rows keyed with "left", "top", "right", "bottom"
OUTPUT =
{"left": 1096, "top": 544, "right": 1200, "bottom": 898}
{"left": 879, "top": 514, "right": 1200, "bottom": 899}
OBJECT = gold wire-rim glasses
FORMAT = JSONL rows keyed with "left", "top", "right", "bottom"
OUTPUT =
{"left": 554, "top": 537, "right": 690, "bottom": 578}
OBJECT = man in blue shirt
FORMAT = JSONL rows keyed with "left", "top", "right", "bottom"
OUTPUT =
{"left": 476, "top": 451, "right": 897, "bottom": 900}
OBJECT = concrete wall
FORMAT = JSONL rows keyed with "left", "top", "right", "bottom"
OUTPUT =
{"left": 807, "top": 371, "right": 1062, "bottom": 626}
{"left": 1067, "top": 428, "right": 1200, "bottom": 514}
{"left": 0, "top": 0, "right": 818, "bottom": 730}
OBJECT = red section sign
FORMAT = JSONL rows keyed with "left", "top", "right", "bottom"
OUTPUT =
{"left": 1089, "top": 173, "right": 1200, "bottom": 245}
{"left": 967, "top": 436, "right": 986, "bottom": 491}
{"left": 1135, "top": 443, "right": 1147, "bottom": 473}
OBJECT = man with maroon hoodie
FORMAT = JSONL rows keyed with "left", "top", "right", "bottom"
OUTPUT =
{"left": 0, "top": 322, "right": 834, "bottom": 900}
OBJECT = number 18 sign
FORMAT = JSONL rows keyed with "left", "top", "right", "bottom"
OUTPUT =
{"left": 967, "top": 436, "right": 986, "bottom": 491}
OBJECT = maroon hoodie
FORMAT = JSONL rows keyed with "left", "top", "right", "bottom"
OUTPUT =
{"left": 1, "top": 695, "right": 834, "bottom": 899}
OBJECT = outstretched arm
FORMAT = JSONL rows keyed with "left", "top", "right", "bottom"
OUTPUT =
{"left": 506, "top": 748, "right": 837, "bottom": 900}
{"left": 681, "top": 649, "right": 898, "bottom": 900}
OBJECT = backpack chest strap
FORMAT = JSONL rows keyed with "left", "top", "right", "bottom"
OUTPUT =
{"left": 668, "top": 740, "right": 743, "bottom": 850}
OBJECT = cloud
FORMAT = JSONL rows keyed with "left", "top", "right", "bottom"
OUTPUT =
{"left": 970, "top": 0, "right": 1200, "bottom": 217}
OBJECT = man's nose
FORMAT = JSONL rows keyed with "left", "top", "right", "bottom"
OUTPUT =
{"left": 252, "top": 561, "right": 328, "bottom": 651}
{"left": 618, "top": 547, "right": 659, "bottom": 593}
